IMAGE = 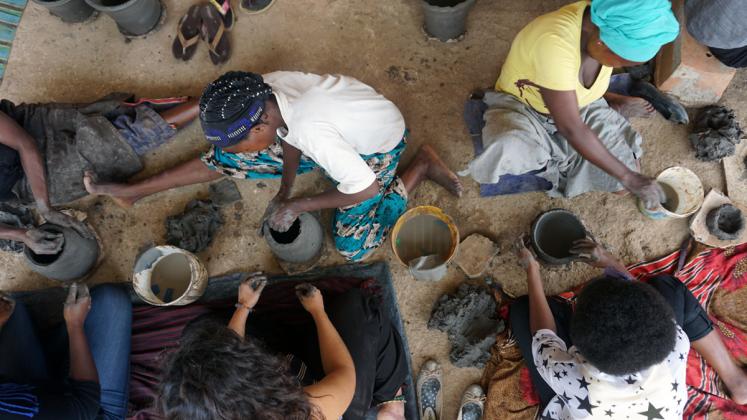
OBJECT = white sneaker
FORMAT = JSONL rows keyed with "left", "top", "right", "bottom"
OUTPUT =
{"left": 416, "top": 359, "right": 442, "bottom": 420}
{"left": 457, "top": 384, "right": 485, "bottom": 420}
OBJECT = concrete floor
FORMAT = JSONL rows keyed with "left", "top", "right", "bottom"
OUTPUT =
{"left": 2, "top": 0, "right": 746, "bottom": 417}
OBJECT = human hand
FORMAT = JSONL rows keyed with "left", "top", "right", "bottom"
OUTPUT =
{"left": 24, "top": 228, "right": 64, "bottom": 255}
{"left": 268, "top": 200, "right": 300, "bottom": 233}
{"left": 258, "top": 194, "right": 282, "bottom": 236}
{"left": 569, "top": 238, "right": 616, "bottom": 268}
{"left": 237, "top": 272, "right": 268, "bottom": 310}
{"left": 40, "top": 208, "right": 93, "bottom": 239}
{"left": 295, "top": 283, "right": 324, "bottom": 316}
{"left": 64, "top": 283, "right": 91, "bottom": 330}
{"left": 515, "top": 236, "right": 539, "bottom": 271}
{"left": 0, "top": 293, "right": 15, "bottom": 328}
{"left": 622, "top": 173, "right": 665, "bottom": 210}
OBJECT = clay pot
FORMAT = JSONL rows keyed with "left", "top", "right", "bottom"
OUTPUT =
{"left": 84, "top": 0, "right": 162, "bottom": 36}
{"left": 33, "top": 0, "right": 96, "bottom": 23}
{"left": 530, "top": 209, "right": 587, "bottom": 265}
{"left": 421, "top": 0, "right": 477, "bottom": 42}
{"left": 263, "top": 212, "right": 323, "bottom": 264}
{"left": 706, "top": 204, "right": 745, "bottom": 241}
{"left": 24, "top": 223, "right": 99, "bottom": 282}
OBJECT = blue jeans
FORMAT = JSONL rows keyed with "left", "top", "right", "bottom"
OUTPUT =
{"left": 0, "top": 284, "right": 132, "bottom": 419}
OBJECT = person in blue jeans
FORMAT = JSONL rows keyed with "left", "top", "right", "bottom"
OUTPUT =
{"left": 0, "top": 283, "right": 132, "bottom": 420}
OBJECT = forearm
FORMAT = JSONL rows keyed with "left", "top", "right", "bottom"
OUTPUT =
{"left": 129, "top": 158, "right": 222, "bottom": 196}
{"left": 292, "top": 181, "right": 378, "bottom": 213}
{"left": 0, "top": 224, "right": 26, "bottom": 243}
{"left": 562, "top": 125, "right": 634, "bottom": 181}
{"left": 67, "top": 325, "right": 98, "bottom": 383}
{"left": 227, "top": 306, "right": 251, "bottom": 339}
{"left": 312, "top": 310, "right": 355, "bottom": 375}
{"left": 278, "top": 141, "right": 300, "bottom": 199}
{"left": 603, "top": 258, "right": 633, "bottom": 279}
{"left": 527, "top": 266, "right": 556, "bottom": 334}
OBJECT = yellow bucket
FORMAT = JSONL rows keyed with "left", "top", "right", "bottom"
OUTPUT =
{"left": 391, "top": 206, "right": 459, "bottom": 281}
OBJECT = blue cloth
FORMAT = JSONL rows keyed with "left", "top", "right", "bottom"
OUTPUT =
{"left": 591, "top": 0, "right": 680, "bottom": 62}
{"left": 110, "top": 104, "right": 177, "bottom": 156}
{"left": 0, "top": 285, "right": 132, "bottom": 420}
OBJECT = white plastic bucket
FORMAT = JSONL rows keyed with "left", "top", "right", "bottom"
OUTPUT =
{"left": 639, "top": 167, "right": 704, "bottom": 220}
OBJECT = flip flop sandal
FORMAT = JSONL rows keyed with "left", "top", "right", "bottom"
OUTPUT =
{"left": 240, "top": 0, "right": 277, "bottom": 15}
{"left": 200, "top": 4, "right": 231, "bottom": 65}
{"left": 172, "top": 4, "right": 202, "bottom": 61}
{"left": 208, "top": 0, "right": 235, "bottom": 31}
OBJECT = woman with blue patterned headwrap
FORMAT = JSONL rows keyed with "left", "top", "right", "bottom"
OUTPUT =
{"left": 461, "top": 0, "right": 680, "bottom": 209}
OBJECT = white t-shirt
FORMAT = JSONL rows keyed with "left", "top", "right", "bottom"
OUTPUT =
{"left": 264, "top": 71, "right": 406, "bottom": 194}
{"left": 532, "top": 326, "right": 689, "bottom": 420}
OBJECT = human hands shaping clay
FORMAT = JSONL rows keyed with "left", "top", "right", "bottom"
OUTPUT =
{"left": 64, "top": 283, "right": 91, "bottom": 330}
{"left": 0, "top": 293, "right": 15, "bottom": 328}
{"left": 24, "top": 227, "right": 64, "bottom": 255}
{"left": 268, "top": 200, "right": 301, "bottom": 233}
{"left": 40, "top": 208, "right": 93, "bottom": 239}
{"left": 238, "top": 272, "right": 268, "bottom": 310}
{"left": 515, "top": 235, "right": 539, "bottom": 271}
{"left": 622, "top": 173, "right": 666, "bottom": 210}
{"left": 295, "top": 283, "right": 324, "bottom": 316}
{"left": 569, "top": 238, "right": 616, "bottom": 268}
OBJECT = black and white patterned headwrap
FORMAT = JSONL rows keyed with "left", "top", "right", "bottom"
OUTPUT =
{"left": 199, "top": 71, "right": 273, "bottom": 148}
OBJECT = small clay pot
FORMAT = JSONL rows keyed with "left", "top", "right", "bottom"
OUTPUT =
{"left": 706, "top": 204, "right": 745, "bottom": 241}
{"left": 84, "top": 0, "right": 162, "bottom": 36}
{"left": 421, "top": 0, "right": 476, "bottom": 42}
{"left": 263, "top": 212, "right": 323, "bottom": 264}
{"left": 530, "top": 209, "right": 587, "bottom": 265}
{"left": 24, "top": 223, "right": 99, "bottom": 282}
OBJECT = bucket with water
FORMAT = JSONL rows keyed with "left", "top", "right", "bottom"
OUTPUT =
{"left": 391, "top": 206, "right": 459, "bottom": 281}
{"left": 132, "top": 245, "right": 207, "bottom": 306}
{"left": 639, "top": 167, "right": 704, "bottom": 220}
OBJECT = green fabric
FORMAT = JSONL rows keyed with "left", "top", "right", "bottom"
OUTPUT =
{"left": 0, "top": 0, "right": 27, "bottom": 84}
{"left": 591, "top": 0, "right": 679, "bottom": 62}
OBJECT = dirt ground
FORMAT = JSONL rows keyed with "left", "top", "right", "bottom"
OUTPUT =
{"left": 1, "top": 0, "right": 746, "bottom": 417}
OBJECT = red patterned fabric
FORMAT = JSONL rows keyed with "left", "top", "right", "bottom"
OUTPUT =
{"left": 516, "top": 245, "right": 747, "bottom": 420}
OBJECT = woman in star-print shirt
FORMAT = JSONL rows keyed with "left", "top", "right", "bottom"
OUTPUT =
{"left": 508, "top": 238, "right": 747, "bottom": 419}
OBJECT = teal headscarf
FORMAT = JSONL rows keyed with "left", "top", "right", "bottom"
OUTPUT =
{"left": 591, "top": 0, "right": 680, "bottom": 63}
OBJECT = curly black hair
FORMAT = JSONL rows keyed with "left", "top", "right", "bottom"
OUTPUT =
{"left": 570, "top": 277, "right": 677, "bottom": 376}
{"left": 158, "top": 318, "right": 321, "bottom": 420}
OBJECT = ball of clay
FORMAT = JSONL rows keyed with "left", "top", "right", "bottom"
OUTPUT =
{"left": 706, "top": 204, "right": 745, "bottom": 241}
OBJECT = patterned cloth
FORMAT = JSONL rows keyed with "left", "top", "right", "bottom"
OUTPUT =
{"left": 201, "top": 138, "right": 409, "bottom": 261}
{"left": 0, "top": 0, "right": 26, "bottom": 87}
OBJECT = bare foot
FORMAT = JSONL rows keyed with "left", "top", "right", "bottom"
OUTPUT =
{"left": 377, "top": 388, "right": 405, "bottom": 420}
{"left": 83, "top": 171, "right": 138, "bottom": 208}
{"left": 415, "top": 145, "right": 463, "bottom": 197}
{"left": 609, "top": 96, "right": 655, "bottom": 118}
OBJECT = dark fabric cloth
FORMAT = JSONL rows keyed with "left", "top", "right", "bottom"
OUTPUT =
{"left": 0, "top": 95, "right": 180, "bottom": 206}
{"left": 0, "top": 285, "right": 132, "bottom": 420}
{"left": 709, "top": 45, "right": 747, "bottom": 68}
{"left": 647, "top": 275, "right": 714, "bottom": 341}
{"left": 509, "top": 274, "right": 714, "bottom": 410}
{"left": 685, "top": 0, "right": 747, "bottom": 50}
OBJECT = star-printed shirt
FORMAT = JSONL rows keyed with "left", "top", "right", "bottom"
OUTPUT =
{"left": 532, "top": 326, "right": 690, "bottom": 420}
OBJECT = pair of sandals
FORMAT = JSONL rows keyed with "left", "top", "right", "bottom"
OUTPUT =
{"left": 172, "top": 0, "right": 276, "bottom": 65}
{"left": 417, "top": 360, "right": 486, "bottom": 420}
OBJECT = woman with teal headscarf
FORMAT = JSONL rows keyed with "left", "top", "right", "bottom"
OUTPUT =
{"left": 462, "top": 0, "right": 680, "bottom": 208}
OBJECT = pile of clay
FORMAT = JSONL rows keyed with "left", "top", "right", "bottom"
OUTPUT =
{"left": 689, "top": 106, "right": 744, "bottom": 161}
{"left": 165, "top": 200, "right": 223, "bottom": 253}
{"left": 428, "top": 283, "right": 504, "bottom": 368}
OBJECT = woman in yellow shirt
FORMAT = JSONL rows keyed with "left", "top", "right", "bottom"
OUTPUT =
{"left": 462, "top": 0, "right": 679, "bottom": 208}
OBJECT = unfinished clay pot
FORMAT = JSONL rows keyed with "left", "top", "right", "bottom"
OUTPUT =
{"left": 530, "top": 209, "right": 587, "bottom": 265}
{"left": 706, "top": 204, "right": 745, "bottom": 241}
{"left": 24, "top": 223, "right": 99, "bottom": 282}
{"left": 33, "top": 0, "right": 95, "bottom": 23}
{"left": 421, "top": 0, "right": 476, "bottom": 42}
{"left": 263, "top": 212, "right": 323, "bottom": 264}
{"left": 84, "top": 0, "right": 162, "bottom": 36}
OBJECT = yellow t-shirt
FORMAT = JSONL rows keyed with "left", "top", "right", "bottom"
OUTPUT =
{"left": 495, "top": 0, "right": 612, "bottom": 114}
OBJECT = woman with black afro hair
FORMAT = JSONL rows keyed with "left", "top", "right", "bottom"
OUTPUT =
{"left": 508, "top": 238, "right": 747, "bottom": 419}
